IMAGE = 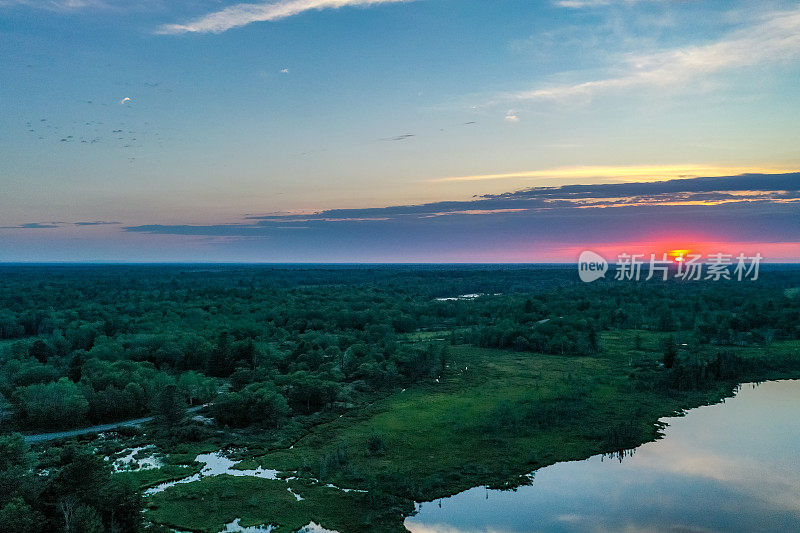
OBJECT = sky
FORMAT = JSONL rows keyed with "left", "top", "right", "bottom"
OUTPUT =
{"left": 1, "top": 0, "right": 799, "bottom": 262}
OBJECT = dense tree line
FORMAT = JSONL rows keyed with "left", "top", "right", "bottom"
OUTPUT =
{"left": 1, "top": 266, "right": 799, "bottom": 432}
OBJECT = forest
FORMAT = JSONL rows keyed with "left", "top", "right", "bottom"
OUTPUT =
{"left": 1, "top": 264, "right": 799, "bottom": 532}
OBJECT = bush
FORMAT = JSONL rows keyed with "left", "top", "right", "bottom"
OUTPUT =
{"left": 0, "top": 497, "right": 42, "bottom": 533}
{"left": 366, "top": 434, "right": 387, "bottom": 456}
{"left": 211, "top": 382, "right": 290, "bottom": 428}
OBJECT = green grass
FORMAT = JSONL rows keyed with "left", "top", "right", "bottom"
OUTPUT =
{"left": 249, "top": 339, "right": 734, "bottom": 498}
{"left": 147, "top": 332, "right": 800, "bottom": 532}
{"left": 398, "top": 331, "right": 450, "bottom": 341}
{"left": 112, "top": 443, "right": 216, "bottom": 490}
{"left": 163, "top": 442, "right": 221, "bottom": 466}
{"left": 145, "top": 475, "right": 411, "bottom": 532}
{"left": 117, "top": 463, "right": 200, "bottom": 491}
{"left": 254, "top": 334, "right": 800, "bottom": 497}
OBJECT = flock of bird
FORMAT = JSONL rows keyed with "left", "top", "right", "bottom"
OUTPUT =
{"left": 22, "top": 83, "right": 168, "bottom": 163}
{"left": 23, "top": 86, "right": 479, "bottom": 163}
{"left": 24, "top": 113, "right": 162, "bottom": 157}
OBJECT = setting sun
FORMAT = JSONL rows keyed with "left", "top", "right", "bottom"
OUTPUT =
{"left": 669, "top": 249, "right": 692, "bottom": 262}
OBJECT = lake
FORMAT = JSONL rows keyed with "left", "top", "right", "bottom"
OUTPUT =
{"left": 405, "top": 380, "right": 800, "bottom": 533}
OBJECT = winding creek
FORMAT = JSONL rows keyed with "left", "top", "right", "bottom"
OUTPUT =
{"left": 405, "top": 379, "right": 800, "bottom": 533}
{"left": 145, "top": 452, "right": 281, "bottom": 495}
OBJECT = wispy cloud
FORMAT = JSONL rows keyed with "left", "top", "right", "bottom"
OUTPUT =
{"left": 555, "top": 0, "right": 613, "bottom": 7}
{"left": 124, "top": 172, "right": 800, "bottom": 230}
{"left": 120, "top": 173, "right": 800, "bottom": 261}
{"left": 1, "top": 222, "right": 63, "bottom": 229}
{"left": 429, "top": 165, "right": 798, "bottom": 184}
{"left": 554, "top": 0, "right": 651, "bottom": 7}
{"left": 378, "top": 133, "right": 415, "bottom": 141}
{"left": 157, "top": 0, "right": 417, "bottom": 35}
{"left": 0, "top": 0, "right": 132, "bottom": 10}
{"left": 1, "top": 221, "right": 122, "bottom": 229}
{"left": 509, "top": 7, "right": 800, "bottom": 101}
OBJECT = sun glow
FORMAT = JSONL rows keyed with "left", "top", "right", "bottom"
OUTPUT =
{"left": 430, "top": 165, "right": 800, "bottom": 183}
{"left": 668, "top": 249, "right": 692, "bottom": 262}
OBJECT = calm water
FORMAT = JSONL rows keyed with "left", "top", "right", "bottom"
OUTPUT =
{"left": 405, "top": 380, "right": 800, "bottom": 533}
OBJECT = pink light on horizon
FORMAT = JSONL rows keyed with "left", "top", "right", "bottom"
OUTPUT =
{"left": 556, "top": 241, "right": 800, "bottom": 263}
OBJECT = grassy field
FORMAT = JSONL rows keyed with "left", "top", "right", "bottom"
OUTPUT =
{"left": 144, "top": 330, "right": 800, "bottom": 532}
{"left": 246, "top": 333, "right": 734, "bottom": 496}
{"left": 146, "top": 476, "right": 411, "bottom": 532}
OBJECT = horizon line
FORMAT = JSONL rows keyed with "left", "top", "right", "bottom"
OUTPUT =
{"left": 1, "top": 261, "right": 799, "bottom": 266}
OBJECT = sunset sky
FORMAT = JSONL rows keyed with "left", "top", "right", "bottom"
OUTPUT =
{"left": 2, "top": 0, "right": 799, "bottom": 261}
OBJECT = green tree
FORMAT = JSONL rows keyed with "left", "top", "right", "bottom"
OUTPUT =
{"left": 178, "top": 371, "right": 216, "bottom": 405}
{"left": 587, "top": 328, "right": 599, "bottom": 353}
{"left": 17, "top": 378, "right": 89, "bottom": 429}
{"left": 284, "top": 373, "right": 340, "bottom": 415}
{"left": 0, "top": 433, "right": 36, "bottom": 507}
{"left": 0, "top": 497, "right": 42, "bottom": 533}
{"left": 663, "top": 337, "right": 678, "bottom": 369}
{"left": 0, "top": 393, "right": 12, "bottom": 427}
{"left": 28, "top": 340, "right": 52, "bottom": 363}
{"left": 212, "top": 383, "right": 289, "bottom": 428}
{"left": 67, "top": 351, "right": 86, "bottom": 382}
{"left": 70, "top": 505, "right": 103, "bottom": 533}
{"left": 151, "top": 384, "right": 186, "bottom": 429}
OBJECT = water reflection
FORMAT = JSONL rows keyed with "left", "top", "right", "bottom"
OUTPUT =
{"left": 405, "top": 380, "right": 800, "bottom": 533}
{"left": 145, "top": 451, "right": 281, "bottom": 495}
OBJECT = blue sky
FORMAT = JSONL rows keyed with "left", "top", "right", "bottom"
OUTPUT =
{"left": 1, "top": 0, "right": 799, "bottom": 261}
